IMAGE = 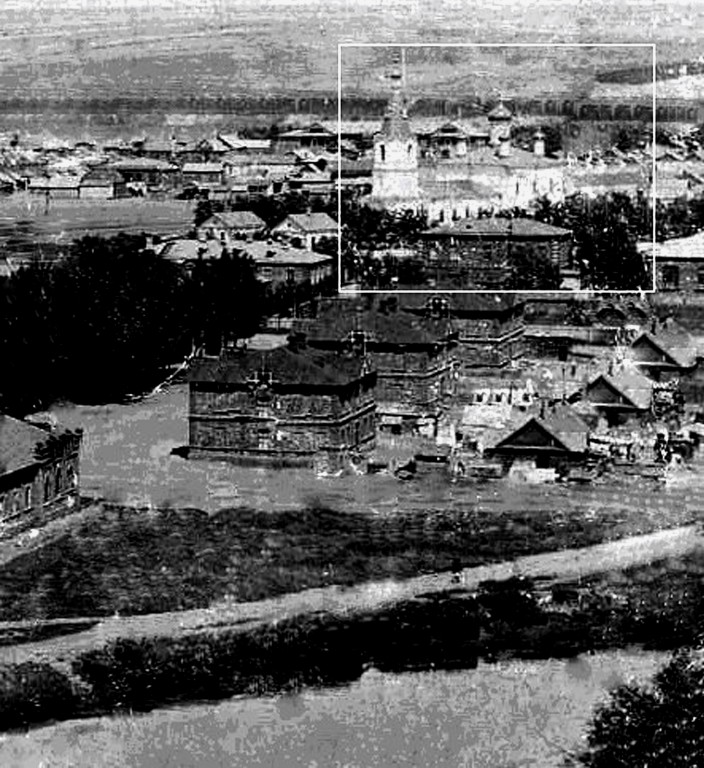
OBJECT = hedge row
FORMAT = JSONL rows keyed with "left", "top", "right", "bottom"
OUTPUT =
{"left": 0, "top": 662, "right": 78, "bottom": 730}
{"left": 72, "top": 595, "right": 481, "bottom": 713}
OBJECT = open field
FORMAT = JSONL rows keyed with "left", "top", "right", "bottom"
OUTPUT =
{"left": 0, "top": 196, "right": 196, "bottom": 256}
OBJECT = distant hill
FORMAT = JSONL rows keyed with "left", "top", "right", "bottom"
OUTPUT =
{"left": 0, "top": 0, "right": 693, "bottom": 101}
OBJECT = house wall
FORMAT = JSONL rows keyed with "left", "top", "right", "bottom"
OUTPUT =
{"left": 657, "top": 260, "right": 704, "bottom": 292}
{"left": 373, "top": 348, "right": 456, "bottom": 415}
{"left": 80, "top": 184, "right": 115, "bottom": 199}
{"left": 0, "top": 430, "right": 82, "bottom": 535}
{"left": 188, "top": 382, "right": 376, "bottom": 468}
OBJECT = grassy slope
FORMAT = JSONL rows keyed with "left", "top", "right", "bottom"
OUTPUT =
{"left": 0, "top": 500, "right": 697, "bottom": 622}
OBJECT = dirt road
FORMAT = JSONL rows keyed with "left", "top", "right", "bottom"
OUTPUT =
{"left": 1, "top": 523, "right": 701, "bottom": 667}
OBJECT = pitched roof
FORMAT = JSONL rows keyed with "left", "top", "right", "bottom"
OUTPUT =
{"left": 650, "top": 230, "right": 704, "bottom": 261}
{"left": 491, "top": 403, "right": 589, "bottom": 454}
{"left": 630, "top": 322, "right": 698, "bottom": 368}
{"left": 585, "top": 370, "right": 653, "bottom": 410}
{"left": 187, "top": 346, "right": 369, "bottom": 388}
{"left": 159, "top": 239, "right": 224, "bottom": 262}
{"left": 399, "top": 292, "right": 523, "bottom": 314}
{"left": 109, "top": 158, "right": 178, "bottom": 171}
{"left": 181, "top": 162, "right": 224, "bottom": 174}
{"left": 487, "top": 102, "right": 513, "bottom": 121}
{"left": 201, "top": 211, "right": 266, "bottom": 230}
{"left": 238, "top": 241, "right": 332, "bottom": 267}
{"left": 80, "top": 167, "right": 125, "bottom": 185}
{"left": 301, "top": 298, "right": 446, "bottom": 346}
{"left": 0, "top": 414, "right": 54, "bottom": 476}
{"left": 272, "top": 212, "right": 338, "bottom": 233}
{"left": 424, "top": 216, "right": 572, "bottom": 240}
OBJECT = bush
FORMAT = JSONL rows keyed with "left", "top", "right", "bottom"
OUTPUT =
{"left": 0, "top": 662, "right": 77, "bottom": 729}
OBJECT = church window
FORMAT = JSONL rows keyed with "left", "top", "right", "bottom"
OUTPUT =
{"left": 407, "top": 143, "right": 413, "bottom": 157}
{"left": 380, "top": 144, "right": 386, "bottom": 162}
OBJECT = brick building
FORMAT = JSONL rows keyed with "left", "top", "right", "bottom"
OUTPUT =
{"left": 419, "top": 217, "right": 574, "bottom": 290}
{"left": 187, "top": 341, "right": 377, "bottom": 471}
{"left": 400, "top": 293, "right": 525, "bottom": 370}
{"left": 0, "top": 415, "right": 82, "bottom": 535}
{"left": 299, "top": 296, "right": 457, "bottom": 434}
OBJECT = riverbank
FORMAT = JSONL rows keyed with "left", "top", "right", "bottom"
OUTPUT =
{"left": 0, "top": 525, "right": 702, "bottom": 734}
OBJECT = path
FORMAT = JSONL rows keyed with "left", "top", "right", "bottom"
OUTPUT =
{"left": 1, "top": 523, "right": 702, "bottom": 667}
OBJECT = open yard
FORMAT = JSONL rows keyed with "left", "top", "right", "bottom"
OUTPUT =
{"left": 0, "top": 196, "right": 195, "bottom": 257}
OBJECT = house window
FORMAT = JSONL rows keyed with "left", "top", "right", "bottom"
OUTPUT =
{"left": 260, "top": 266, "right": 273, "bottom": 280}
{"left": 0, "top": 495, "right": 4, "bottom": 518}
{"left": 286, "top": 268, "right": 296, "bottom": 283}
{"left": 697, "top": 266, "right": 704, "bottom": 289}
{"left": 24, "top": 486, "right": 31, "bottom": 508}
{"left": 44, "top": 473, "right": 52, "bottom": 502}
{"left": 661, "top": 265, "right": 680, "bottom": 290}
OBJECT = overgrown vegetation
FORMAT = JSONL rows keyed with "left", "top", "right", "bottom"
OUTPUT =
{"left": 0, "top": 502, "right": 696, "bottom": 623}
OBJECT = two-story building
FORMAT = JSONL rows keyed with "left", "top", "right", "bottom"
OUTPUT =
{"left": 299, "top": 296, "right": 457, "bottom": 435}
{"left": 420, "top": 217, "right": 574, "bottom": 290}
{"left": 400, "top": 293, "right": 526, "bottom": 370}
{"left": 0, "top": 414, "right": 82, "bottom": 535}
{"left": 186, "top": 340, "right": 377, "bottom": 472}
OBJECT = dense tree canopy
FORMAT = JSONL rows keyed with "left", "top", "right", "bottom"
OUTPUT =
{"left": 0, "top": 234, "right": 267, "bottom": 414}
{"left": 533, "top": 193, "right": 650, "bottom": 291}
{"left": 575, "top": 649, "right": 704, "bottom": 767}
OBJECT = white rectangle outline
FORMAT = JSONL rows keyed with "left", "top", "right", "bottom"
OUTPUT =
{"left": 336, "top": 42, "right": 657, "bottom": 296}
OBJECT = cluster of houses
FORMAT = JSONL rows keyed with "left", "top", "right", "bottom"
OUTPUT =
{"left": 183, "top": 290, "right": 704, "bottom": 477}
{"left": 154, "top": 209, "right": 338, "bottom": 288}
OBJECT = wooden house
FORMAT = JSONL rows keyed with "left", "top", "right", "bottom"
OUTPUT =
{"left": 197, "top": 211, "right": 267, "bottom": 244}
{"left": 578, "top": 369, "right": 654, "bottom": 427}
{"left": 271, "top": 212, "right": 338, "bottom": 250}
{"left": 485, "top": 403, "right": 590, "bottom": 470}
{"left": 186, "top": 340, "right": 377, "bottom": 472}
{"left": 79, "top": 168, "right": 127, "bottom": 199}
{"left": 238, "top": 241, "right": 333, "bottom": 286}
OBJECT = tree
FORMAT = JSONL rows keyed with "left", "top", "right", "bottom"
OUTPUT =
{"left": 575, "top": 649, "right": 704, "bottom": 767}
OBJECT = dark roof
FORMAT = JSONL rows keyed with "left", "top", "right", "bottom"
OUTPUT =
{"left": 80, "top": 167, "right": 125, "bottom": 185}
{"left": 187, "top": 346, "right": 370, "bottom": 388}
{"left": 399, "top": 292, "right": 523, "bottom": 315}
{"left": 423, "top": 217, "right": 573, "bottom": 240}
{"left": 0, "top": 414, "right": 53, "bottom": 476}
{"left": 630, "top": 321, "right": 698, "bottom": 368}
{"left": 302, "top": 298, "right": 447, "bottom": 346}
{"left": 491, "top": 403, "right": 589, "bottom": 454}
{"left": 585, "top": 370, "right": 653, "bottom": 410}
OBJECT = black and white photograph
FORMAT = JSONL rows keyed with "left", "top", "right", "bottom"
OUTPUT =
{"left": 1, "top": 1, "right": 704, "bottom": 766}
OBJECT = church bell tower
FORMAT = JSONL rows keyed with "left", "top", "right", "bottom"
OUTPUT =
{"left": 370, "top": 49, "right": 420, "bottom": 209}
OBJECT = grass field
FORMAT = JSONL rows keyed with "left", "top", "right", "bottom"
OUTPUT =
{"left": 0, "top": 196, "right": 196, "bottom": 255}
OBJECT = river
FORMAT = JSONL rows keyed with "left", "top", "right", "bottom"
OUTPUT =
{"left": 0, "top": 649, "right": 668, "bottom": 768}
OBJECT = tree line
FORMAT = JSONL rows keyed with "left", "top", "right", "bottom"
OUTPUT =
{"left": 0, "top": 235, "right": 269, "bottom": 415}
